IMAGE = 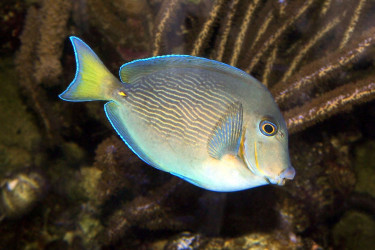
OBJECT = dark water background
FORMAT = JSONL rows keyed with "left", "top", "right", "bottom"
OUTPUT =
{"left": 1, "top": 0, "right": 375, "bottom": 249}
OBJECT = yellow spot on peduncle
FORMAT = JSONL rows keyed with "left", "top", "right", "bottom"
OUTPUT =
{"left": 118, "top": 91, "right": 127, "bottom": 97}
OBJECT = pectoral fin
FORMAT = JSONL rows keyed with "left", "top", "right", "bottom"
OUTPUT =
{"left": 208, "top": 102, "right": 243, "bottom": 159}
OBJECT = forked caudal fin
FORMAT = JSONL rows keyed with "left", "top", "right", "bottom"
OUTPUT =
{"left": 59, "top": 36, "right": 119, "bottom": 102}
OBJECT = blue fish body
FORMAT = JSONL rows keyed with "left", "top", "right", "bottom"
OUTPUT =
{"left": 60, "top": 37, "right": 295, "bottom": 192}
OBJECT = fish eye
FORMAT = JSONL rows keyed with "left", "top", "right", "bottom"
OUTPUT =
{"left": 259, "top": 120, "right": 278, "bottom": 136}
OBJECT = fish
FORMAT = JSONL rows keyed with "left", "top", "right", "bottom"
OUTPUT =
{"left": 59, "top": 36, "right": 295, "bottom": 192}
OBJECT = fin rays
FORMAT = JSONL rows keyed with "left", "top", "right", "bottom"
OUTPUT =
{"left": 208, "top": 102, "right": 243, "bottom": 159}
{"left": 59, "top": 36, "right": 118, "bottom": 102}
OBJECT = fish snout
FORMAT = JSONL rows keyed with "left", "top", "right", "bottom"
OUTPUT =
{"left": 280, "top": 165, "right": 296, "bottom": 180}
{"left": 265, "top": 165, "right": 296, "bottom": 186}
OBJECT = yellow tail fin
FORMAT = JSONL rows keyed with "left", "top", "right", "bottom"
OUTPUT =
{"left": 59, "top": 36, "right": 119, "bottom": 102}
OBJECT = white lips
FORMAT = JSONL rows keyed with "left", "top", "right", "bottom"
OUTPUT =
{"left": 280, "top": 166, "right": 296, "bottom": 180}
{"left": 266, "top": 166, "right": 295, "bottom": 185}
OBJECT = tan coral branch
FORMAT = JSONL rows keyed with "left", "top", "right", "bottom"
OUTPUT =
{"left": 152, "top": 0, "right": 180, "bottom": 56}
{"left": 245, "top": 0, "right": 315, "bottom": 73}
{"left": 248, "top": 11, "right": 274, "bottom": 54}
{"left": 272, "top": 31, "right": 375, "bottom": 104}
{"left": 285, "top": 79, "right": 375, "bottom": 134}
{"left": 191, "top": 0, "right": 225, "bottom": 56}
{"left": 339, "top": 0, "right": 367, "bottom": 49}
{"left": 319, "top": 0, "right": 332, "bottom": 17}
{"left": 15, "top": 6, "right": 53, "bottom": 138}
{"left": 33, "top": 0, "right": 72, "bottom": 85}
{"left": 229, "top": 0, "right": 260, "bottom": 66}
{"left": 262, "top": 46, "right": 277, "bottom": 87}
{"left": 215, "top": 0, "right": 240, "bottom": 61}
{"left": 280, "top": 13, "right": 344, "bottom": 83}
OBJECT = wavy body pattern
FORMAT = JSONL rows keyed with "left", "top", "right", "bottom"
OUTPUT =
{"left": 126, "top": 68, "right": 234, "bottom": 145}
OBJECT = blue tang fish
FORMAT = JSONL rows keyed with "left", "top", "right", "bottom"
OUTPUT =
{"left": 60, "top": 37, "right": 295, "bottom": 192}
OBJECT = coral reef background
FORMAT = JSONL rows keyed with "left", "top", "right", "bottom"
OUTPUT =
{"left": 1, "top": 0, "right": 375, "bottom": 249}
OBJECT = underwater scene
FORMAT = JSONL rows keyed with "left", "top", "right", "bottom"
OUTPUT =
{"left": 1, "top": 0, "right": 375, "bottom": 249}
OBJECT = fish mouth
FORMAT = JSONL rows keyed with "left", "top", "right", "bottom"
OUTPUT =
{"left": 239, "top": 138, "right": 296, "bottom": 185}
{"left": 280, "top": 165, "right": 296, "bottom": 180}
{"left": 264, "top": 176, "right": 286, "bottom": 185}
{"left": 264, "top": 165, "right": 296, "bottom": 185}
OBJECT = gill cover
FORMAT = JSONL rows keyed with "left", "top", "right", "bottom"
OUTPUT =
{"left": 241, "top": 117, "right": 295, "bottom": 185}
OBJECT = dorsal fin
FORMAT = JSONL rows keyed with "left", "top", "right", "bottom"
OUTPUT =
{"left": 208, "top": 102, "right": 243, "bottom": 159}
{"left": 119, "top": 55, "right": 253, "bottom": 84}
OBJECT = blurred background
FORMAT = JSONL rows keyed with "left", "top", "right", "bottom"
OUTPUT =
{"left": 1, "top": 0, "right": 375, "bottom": 249}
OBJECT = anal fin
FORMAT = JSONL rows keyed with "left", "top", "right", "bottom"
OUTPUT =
{"left": 208, "top": 102, "right": 243, "bottom": 159}
{"left": 104, "top": 101, "right": 156, "bottom": 168}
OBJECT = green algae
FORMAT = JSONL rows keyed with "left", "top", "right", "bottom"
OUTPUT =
{"left": 79, "top": 166, "right": 102, "bottom": 203}
{"left": 0, "top": 58, "right": 41, "bottom": 174}
{"left": 333, "top": 140, "right": 375, "bottom": 249}
{"left": 333, "top": 211, "right": 375, "bottom": 250}
{"left": 78, "top": 213, "right": 103, "bottom": 247}
{"left": 354, "top": 141, "right": 375, "bottom": 196}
